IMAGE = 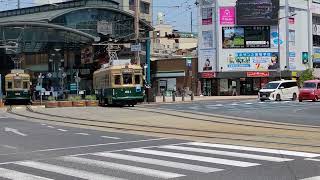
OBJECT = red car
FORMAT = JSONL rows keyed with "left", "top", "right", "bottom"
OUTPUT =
{"left": 299, "top": 80, "right": 320, "bottom": 102}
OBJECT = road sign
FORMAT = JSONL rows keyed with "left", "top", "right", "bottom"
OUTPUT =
{"left": 70, "top": 83, "right": 77, "bottom": 91}
{"left": 186, "top": 57, "right": 192, "bottom": 68}
{"left": 131, "top": 43, "right": 141, "bottom": 52}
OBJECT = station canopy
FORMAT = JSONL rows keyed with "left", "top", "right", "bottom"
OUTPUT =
{"left": 0, "top": 0, "right": 153, "bottom": 54}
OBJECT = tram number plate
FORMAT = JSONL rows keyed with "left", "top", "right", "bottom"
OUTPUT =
{"left": 125, "top": 90, "right": 131, "bottom": 94}
{"left": 15, "top": 93, "right": 21, "bottom": 96}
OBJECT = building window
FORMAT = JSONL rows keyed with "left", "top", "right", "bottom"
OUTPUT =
{"left": 129, "top": 0, "right": 135, "bottom": 11}
{"left": 289, "top": 30, "right": 295, "bottom": 46}
{"left": 140, "top": 2, "right": 150, "bottom": 14}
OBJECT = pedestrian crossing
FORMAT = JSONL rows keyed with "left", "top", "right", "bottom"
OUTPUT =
{"left": 0, "top": 142, "right": 319, "bottom": 180}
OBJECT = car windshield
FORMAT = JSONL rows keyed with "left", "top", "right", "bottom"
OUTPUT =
{"left": 303, "top": 82, "right": 316, "bottom": 88}
{"left": 263, "top": 83, "right": 279, "bottom": 89}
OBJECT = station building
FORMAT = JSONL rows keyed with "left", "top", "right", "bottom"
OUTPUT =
{"left": 0, "top": 0, "right": 153, "bottom": 94}
{"left": 197, "top": 0, "right": 320, "bottom": 96}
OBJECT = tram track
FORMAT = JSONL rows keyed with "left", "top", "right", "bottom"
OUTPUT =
{"left": 5, "top": 105, "right": 320, "bottom": 150}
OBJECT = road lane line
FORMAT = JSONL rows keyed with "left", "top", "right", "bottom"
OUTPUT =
{"left": 0, "top": 137, "right": 170, "bottom": 156}
{"left": 305, "top": 158, "right": 320, "bottom": 162}
{"left": 161, "top": 145, "right": 293, "bottom": 162}
{"left": 301, "top": 176, "right": 320, "bottom": 180}
{"left": 94, "top": 152, "right": 223, "bottom": 173}
{"left": 188, "top": 142, "right": 320, "bottom": 158}
{"left": 41, "top": 124, "right": 46, "bottom": 126}
{"left": 15, "top": 161, "right": 126, "bottom": 180}
{"left": 75, "top": 133, "right": 90, "bottom": 136}
{"left": 0, "top": 167, "right": 53, "bottom": 180}
{"left": 57, "top": 129, "right": 68, "bottom": 132}
{"left": 1, "top": 145, "right": 17, "bottom": 149}
{"left": 100, "top": 136, "right": 121, "bottom": 140}
{"left": 61, "top": 156, "right": 185, "bottom": 179}
{"left": 127, "top": 148, "right": 260, "bottom": 167}
{"left": 47, "top": 126, "right": 55, "bottom": 129}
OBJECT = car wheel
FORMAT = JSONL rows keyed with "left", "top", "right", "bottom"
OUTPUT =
{"left": 292, "top": 93, "right": 297, "bottom": 101}
{"left": 276, "top": 94, "right": 281, "bottom": 101}
{"left": 260, "top": 99, "right": 265, "bottom": 102}
{"left": 299, "top": 99, "right": 303, "bottom": 102}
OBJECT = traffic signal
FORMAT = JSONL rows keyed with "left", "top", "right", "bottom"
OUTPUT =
{"left": 302, "top": 52, "right": 309, "bottom": 64}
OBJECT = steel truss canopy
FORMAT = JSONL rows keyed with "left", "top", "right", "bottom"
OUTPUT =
{"left": 0, "top": 0, "right": 153, "bottom": 54}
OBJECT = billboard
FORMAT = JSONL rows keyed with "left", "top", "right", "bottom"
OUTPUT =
{"left": 227, "top": 52, "right": 279, "bottom": 71}
{"left": 198, "top": 49, "right": 216, "bottom": 73}
{"left": 236, "top": 0, "right": 280, "bottom": 25}
{"left": 220, "top": 7, "right": 235, "bottom": 25}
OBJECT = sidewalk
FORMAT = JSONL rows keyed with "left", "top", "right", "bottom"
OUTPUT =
{"left": 153, "top": 95, "right": 257, "bottom": 103}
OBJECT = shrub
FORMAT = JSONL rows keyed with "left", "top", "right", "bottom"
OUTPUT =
{"left": 85, "top": 95, "right": 97, "bottom": 100}
{"left": 48, "top": 96, "right": 56, "bottom": 101}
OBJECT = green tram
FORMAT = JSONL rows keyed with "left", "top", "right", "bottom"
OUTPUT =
{"left": 93, "top": 63, "right": 144, "bottom": 106}
{"left": 4, "top": 70, "right": 32, "bottom": 105}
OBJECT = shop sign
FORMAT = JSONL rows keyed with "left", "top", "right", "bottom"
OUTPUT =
{"left": 247, "top": 72, "right": 270, "bottom": 77}
{"left": 202, "top": 7, "right": 213, "bottom": 25}
{"left": 220, "top": 7, "right": 235, "bottom": 25}
{"left": 198, "top": 49, "right": 216, "bottom": 73}
{"left": 227, "top": 52, "right": 279, "bottom": 71}
{"left": 313, "top": 24, "right": 320, "bottom": 35}
{"left": 313, "top": 48, "right": 320, "bottom": 66}
{"left": 200, "top": 72, "right": 215, "bottom": 78}
{"left": 97, "top": 20, "right": 113, "bottom": 35}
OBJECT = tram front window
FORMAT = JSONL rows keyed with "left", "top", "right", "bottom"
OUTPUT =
{"left": 114, "top": 75, "right": 121, "bottom": 85}
{"left": 123, "top": 73, "right": 133, "bottom": 85}
{"left": 23, "top": 82, "right": 28, "bottom": 89}
{"left": 14, "top": 79, "right": 22, "bottom": 88}
{"left": 135, "top": 75, "right": 141, "bottom": 85}
{"left": 7, "top": 82, "right": 13, "bottom": 89}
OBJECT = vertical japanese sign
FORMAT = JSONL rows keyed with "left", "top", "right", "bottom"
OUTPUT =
{"left": 219, "top": 7, "right": 235, "bottom": 25}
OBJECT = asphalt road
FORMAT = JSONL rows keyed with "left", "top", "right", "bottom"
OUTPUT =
{"left": 150, "top": 99, "right": 320, "bottom": 126}
{"left": 0, "top": 109, "right": 319, "bottom": 180}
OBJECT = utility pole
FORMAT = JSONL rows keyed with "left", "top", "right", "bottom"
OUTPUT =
{"left": 307, "top": 0, "right": 313, "bottom": 68}
{"left": 17, "top": 0, "right": 20, "bottom": 9}
{"left": 191, "top": 11, "right": 193, "bottom": 33}
{"left": 285, "top": 0, "right": 290, "bottom": 69}
{"left": 134, "top": 0, "right": 141, "bottom": 65}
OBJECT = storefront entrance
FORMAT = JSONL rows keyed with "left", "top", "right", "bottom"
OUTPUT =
{"left": 240, "top": 78, "right": 270, "bottom": 95}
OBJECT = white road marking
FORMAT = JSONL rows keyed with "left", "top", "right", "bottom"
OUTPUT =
{"left": 0, "top": 167, "right": 53, "bottom": 180}
{"left": 75, "top": 133, "right": 90, "bottom": 136}
{"left": 1, "top": 145, "right": 17, "bottom": 149}
{"left": 300, "top": 176, "right": 320, "bottom": 180}
{"left": 15, "top": 161, "right": 125, "bottom": 180}
{"left": 4, "top": 127, "right": 28, "bottom": 137}
{"left": 230, "top": 103, "right": 239, "bottom": 106}
{"left": 57, "top": 129, "right": 68, "bottom": 132}
{"left": 127, "top": 148, "right": 260, "bottom": 167}
{"left": 0, "top": 116, "right": 7, "bottom": 119}
{"left": 101, "top": 136, "right": 121, "bottom": 140}
{"left": 258, "top": 102, "right": 265, "bottom": 104}
{"left": 245, "top": 103, "right": 253, "bottom": 105}
{"left": 61, "top": 156, "right": 185, "bottom": 179}
{"left": 188, "top": 142, "right": 320, "bottom": 158}
{"left": 47, "top": 126, "right": 55, "bottom": 129}
{"left": 41, "top": 124, "right": 46, "bottom": 126}
{"left": 94, "top": 152, "right": 223, "bottom": 173}
{"left": 305, "top": 158, "right": 320, "bottom": 162}
{"left": 161, "top": 145, "right": 293, "bottom": 162}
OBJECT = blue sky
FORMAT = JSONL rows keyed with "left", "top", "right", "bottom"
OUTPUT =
{"left": 0, "top": 0, "right": 197, "bottom": 32}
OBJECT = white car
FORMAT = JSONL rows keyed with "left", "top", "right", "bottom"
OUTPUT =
{"left": 258, "top": 80, "right": 299, "bottom": 101}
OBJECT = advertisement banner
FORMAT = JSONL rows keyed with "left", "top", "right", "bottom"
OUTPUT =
{"left": 222, "top": 27, "right": 245, "bottom": 48}
{"left": 236, "top": 0, "right": 280, "bottom": 25}
{"left": 220, "top": 7, "right": 235, "bottom": 25}
{"left": 313, "top": 48, "right": 320, "bottom": 64}
{"left": 202, "top": 31, "right": 214, "bottom": 48}
{"left": 227, "top": 52, "right": 279, "bottom": 71}
{"left": 289, "top": 52, "right": 297, "bottom": 70}
{"left": 202, "top": 7, "right": 213, "bottom": 25}
{"left": 198, "top": 49, "right": 216, "bottom": 73}
{"left": 81, "top": 46, "right": 93, "bottom": 64}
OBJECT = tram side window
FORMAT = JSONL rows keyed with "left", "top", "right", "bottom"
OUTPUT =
{"left": 123, "top": 73, "right": 133, "bottom": 84}
{"left": 7, "top": 82, "right": 13, "bottom": 89}
{"left": 23, "top": 82, "right": 28, "bottom": 89}
{"left": 135, "top": 75, "right": 141, "bottom": 85}
{"left": 114, "top": 75, "right": 121, "bottom": 85}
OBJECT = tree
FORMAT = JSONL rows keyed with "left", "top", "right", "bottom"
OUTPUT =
{"left": 298, "top": 69, "right": 314, "bottom": 86}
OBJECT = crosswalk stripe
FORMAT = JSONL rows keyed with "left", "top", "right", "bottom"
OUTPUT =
{"left": 188, "top": 142, "right": 320, "bottom": 158}
{"left": 300, "top": 176, "right": 320, "bottom": 180}
{"left": 161, "top": 145, "right": 293, "bottom": 162}
{"left": 0, "top": 167, "right": 53, "bottom": 180}
{"left": 94, "top": 152, "right": 223, "bottom": 173}
{"left": 15, "top": 161, "right": 125, "bottom": 180}
{"left": 127, "top": 148, "right": 260, "bottom": 167}
{"left": 61, "top": 156, "right": 185, "bottom": 179}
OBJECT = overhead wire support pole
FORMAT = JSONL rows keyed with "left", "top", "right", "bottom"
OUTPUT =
{"left": 285, "top": 0, "right": 290, "bottom": 70}
{"left": 134, "top": 0, "right": 141, "bottom": 65}
{"left": 307, "top": 0, "right": 313, "bottom": 68}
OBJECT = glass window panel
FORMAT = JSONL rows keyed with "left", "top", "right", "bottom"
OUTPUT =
{"left": 135, "top": 75, "right": 141, "bottom": 84}
{"left": 114, "top": 75, "right": 121, "bottom": 85}
{"left": 123, "top": 73, "right": 133, "bottom": 84}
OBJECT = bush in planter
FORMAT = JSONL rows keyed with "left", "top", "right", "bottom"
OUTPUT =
{"left": 57, "top": 98, "right": 73, "bottom": 107}
{"left": 45, "top": 96, "right": 58, "bottom": 108}
{"left": 70, "top": 96, "right": 86, "bottom": 107}
{"left": 85, "top": 95, "right": 98, "bottom": 106}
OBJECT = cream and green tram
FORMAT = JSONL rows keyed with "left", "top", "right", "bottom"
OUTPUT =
{"left": 4, "top": 70, "right": 31, "bottom": 105}
{"left": 93, "top": 64, "right": 144, "bottom": 106}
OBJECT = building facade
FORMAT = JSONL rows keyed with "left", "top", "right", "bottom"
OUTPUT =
{"left": 197, "top": 0, "right": 320, "bottom": 96}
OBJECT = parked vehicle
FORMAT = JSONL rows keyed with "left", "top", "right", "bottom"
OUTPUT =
{"left": 298, "top": 80, "right": 320, "bottom": 102}
{"left": 258, "top": 80, "right": 299, "bottom": 101}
